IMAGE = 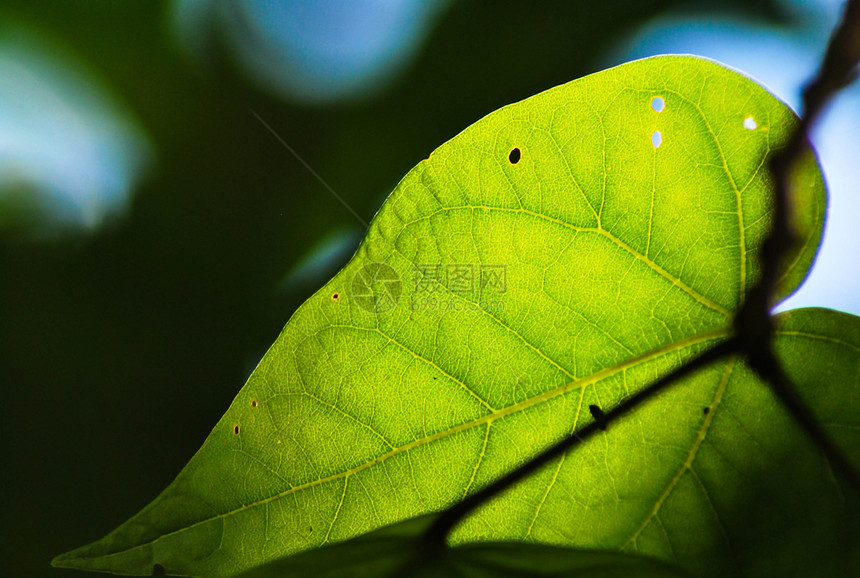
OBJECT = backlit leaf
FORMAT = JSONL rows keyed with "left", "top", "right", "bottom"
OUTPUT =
{"left": 53, "top": 56, "right": 834, "bottom": 577}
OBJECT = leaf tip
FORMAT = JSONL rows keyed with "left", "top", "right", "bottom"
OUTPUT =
{"left": 50, "top": 548, "right": 86, "bottom": 572}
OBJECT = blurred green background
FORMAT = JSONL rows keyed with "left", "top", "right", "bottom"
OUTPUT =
{"left": 1, "top": 1, "right": 854, "bottom": 576}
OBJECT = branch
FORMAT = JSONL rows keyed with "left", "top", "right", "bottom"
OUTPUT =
{"left": 419, "top": 338, "right": 739, "bottom": 549}
{"left": 735, "top": 0, "right": 860, "bottom": 494}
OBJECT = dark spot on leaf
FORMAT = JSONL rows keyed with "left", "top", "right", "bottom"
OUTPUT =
{"left": 152, "top": 563, "right": 166, "bottom": 576}
{"left": 704, "top": 407, "right": 710, "bottom": 415}
{"left": 233, "top": 425, "right": 240, "bottom": 435}
{"left": 508, "top": 147, "right": 521, "bottom": 164}
{"left": 331, "top": 292, "right": 340, "bottom": 301}
{"left": 251, "top": 400, "right": 259, "bottom": 408}
{"left": 589, "top": 405, "right": 607, "bottom": 430}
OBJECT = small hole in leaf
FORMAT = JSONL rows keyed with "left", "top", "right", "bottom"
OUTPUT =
{"left": 152, "top": 563, "right": 166, "bottom": 576}
{"left": 651, "top": 97, "right": 665, "bottom": 112}
{"left": 508, "top": 147, "right": 521, "bottom": 164}
{"left": 251, "top": 400, "right": 259, "bottom": 408}
{"left": 331, "top": 292, "right": 340, "bottom": 301}
{"left": 744, "top": 116, "right": 757, "bottom": 130}
{"left": 651, "top": 131, "right": 662, "bottom": 148}
{"left": 703, "top": 407, "right": 710, "bottom": 415}
{"left": 233, "top": 425, "right": 240, "bottom": 435}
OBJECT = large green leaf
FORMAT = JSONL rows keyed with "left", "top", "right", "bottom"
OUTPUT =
{"left": 53, "top": 56, "right": 830, "bottom": 576}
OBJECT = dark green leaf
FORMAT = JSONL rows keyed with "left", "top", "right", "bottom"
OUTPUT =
{"left": 236, "top": 514, "right": 693, "bottom": 578}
